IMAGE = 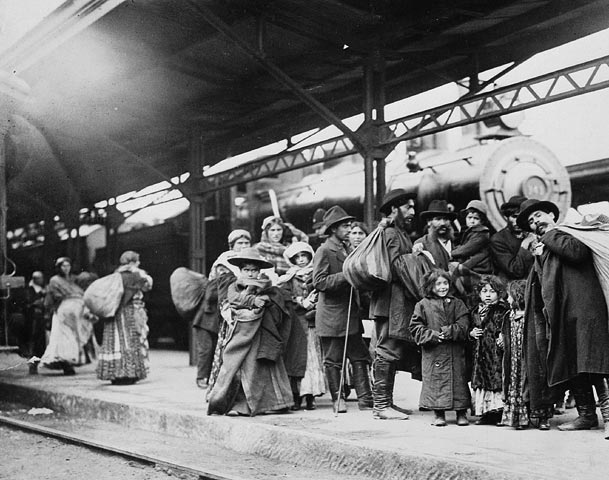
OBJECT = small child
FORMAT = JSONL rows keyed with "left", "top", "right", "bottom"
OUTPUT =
{"left": 470, "top": 275, "right": 510, "bottom": 425}
{"left": 410, "top": 269, "right": 471, "bottom": 426}
{"left": 451, "top": 200, "right": 493, "bottom": 274}
{"left": 279, "top": 242, "right": 325, "bottom": 410}
{"left": 498, "top": 279, "right": 530, "bottom": 429}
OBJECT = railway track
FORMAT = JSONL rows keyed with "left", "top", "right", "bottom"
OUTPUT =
{"left": 0, "top": 413, "right": 238, "bottom": 480}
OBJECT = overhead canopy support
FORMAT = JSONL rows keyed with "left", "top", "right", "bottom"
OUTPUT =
{"left": 197, "top": 54, "right": 609, "bottom": 195}
{"left": 190, "top": 1, "right": 369, "bottom": 156}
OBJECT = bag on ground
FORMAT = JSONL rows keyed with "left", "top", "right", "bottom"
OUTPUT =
{"left": 83, "top": 272, "right": 124, "bottom": 318}
{"left": 343, "top": 226, "right": 392, "bottom": 291}
{"left": 170, "top": 267, "right": 208, "bottom": 317}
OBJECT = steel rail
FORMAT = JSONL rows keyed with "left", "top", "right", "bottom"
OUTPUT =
{"left": 0, "top": 414, "right": 241, "bottom": 480}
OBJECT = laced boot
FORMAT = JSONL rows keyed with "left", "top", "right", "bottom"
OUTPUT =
{"left": 558, "top": 382, "right": 598, "bottom": 431}
{"left": 352, "top": 361, "right": 373, "bottom": 410}
{"left": 372, "top": 359, "right": 409, "bottom": 420}
{"left": 593, "top": 376, "right": 609, "bottom": 440}
{"left": 325, "top": 366, "right": 347, "bottom": 413}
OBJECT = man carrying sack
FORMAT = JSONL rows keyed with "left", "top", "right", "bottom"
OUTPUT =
{"left": 313, "top": 205, "right": 373, "bottom": 413}
{"left": 370, "top": 189, "right": 418, "bottom": 420}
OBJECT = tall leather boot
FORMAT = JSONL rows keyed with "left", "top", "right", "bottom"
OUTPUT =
{"left": 352, "top": 362, "right": 373, "bottom": 410}
{"left": 593, "top": 376, "right": 609, "bottom": 440}
{"left": 325, "top": 366, "right": 347, "bottom": 413}
{"left": 558, "top": 379, "right": 598, "bottom": 431}
{"left": 372, "top": 359, "right": 409, "bottom": 420}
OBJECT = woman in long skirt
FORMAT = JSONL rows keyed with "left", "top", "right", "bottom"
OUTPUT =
{"left": 97, "top": 250, "right": 153, "bottom": 385}
{"left": 41, "top": 257, "right": 88, "bottom": 375}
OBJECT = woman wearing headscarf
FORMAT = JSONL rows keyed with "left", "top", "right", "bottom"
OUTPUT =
{"left": 209, "top": 229, "right": 252, "bottom": 280}
{"left": 255, "top": 216, "right": 308, "bottom": 277}
{"left": 97, "top": 250, "right": 153, "bottom": 385}
{"left": 40, "top": 257, "right": 87, "bottom": 375}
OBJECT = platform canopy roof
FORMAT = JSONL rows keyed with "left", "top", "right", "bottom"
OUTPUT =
{"left": 3, "top": 0, "right": 609, "bottom": 229}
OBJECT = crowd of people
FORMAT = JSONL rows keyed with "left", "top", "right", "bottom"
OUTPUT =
{"left": 192, "top": 191, "right": 609, "bottom": 441}
{"left": 6, "top": 190, "right": 609, "bottom": 442}
{"left": 6, "top": 251, "right": 153, "bottom": 386}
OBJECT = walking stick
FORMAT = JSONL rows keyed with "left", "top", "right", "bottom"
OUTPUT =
{"left": 335, "top": 286, "right": 354, "bottom": 417}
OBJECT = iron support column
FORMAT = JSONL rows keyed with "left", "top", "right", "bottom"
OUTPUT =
{"left": 187, "top": 134, "right": 207, "bottom": 365}
{"left": 363, "top": 58, "right": 376, "bottom": 228}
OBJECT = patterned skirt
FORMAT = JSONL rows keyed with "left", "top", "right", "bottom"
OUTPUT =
{"left": 96, "top": 302, "right": 149, "bottom": 381}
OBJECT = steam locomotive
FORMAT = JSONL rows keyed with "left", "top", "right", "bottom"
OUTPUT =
{"left": 7, "top": 132, "right": 609, "bottom": 350}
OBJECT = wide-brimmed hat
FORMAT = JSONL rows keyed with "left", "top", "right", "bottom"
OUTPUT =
{"left": 227, "top": 247, "right": 274, "bottom": 270}
{"left": 500, "top": 195, "right": 527, "bottom": 213}
{"left": 516, "top": 199, "right": 560, "bottom": 231}
{"left": 320, "top": 205, "right": 355, "bottom": 234}
{"left": 419, "top": 199, "right": 456, "bottom": 223}
{"left": 379, "top": 188, "right": 413, "bottom": 215}
{"left": 460, "top": 200, "right": 487, "bottom": 217}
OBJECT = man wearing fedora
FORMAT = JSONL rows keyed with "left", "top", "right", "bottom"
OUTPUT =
{"left": 517, "top": 199, "right": 609, "bottom": 435}
{"left": 370, "top": 189, "right": 418, "bottom": 420}
{"left": 413, "top": 199, "right": 457, "bottom": 270}
{"left": 489, "top": 195, "right": 535, "bottom": 281}
{"left": 313, "top": 205, "right": 373, "bottom": 413}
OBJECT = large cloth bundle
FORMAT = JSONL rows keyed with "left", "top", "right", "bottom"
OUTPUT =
{"left": 343, "top": 227, "right": 392, "bottom": 291}
{"left": 170, "top": 267, "right": 208, "bottom": 317}
{"left": 559, "top": 214, "right": 609, "bottom": 324}
{"left": 83, "top": 272, "right": 124, "bottom": 318}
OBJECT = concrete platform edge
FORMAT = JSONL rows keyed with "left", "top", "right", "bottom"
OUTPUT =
{"left": 0, "top": 380, "right": 534, "bottom": 480}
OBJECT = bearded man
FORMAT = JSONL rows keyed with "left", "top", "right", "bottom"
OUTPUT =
{"left": 517, "top": 199, "right": 609, "bottom": 436}
{"left": 370, "top": 189, "right": 417, "bottom": 420}
{"left": 413, "top": 200, "right": 456, "bottom": 269}
{"left": 490, "top": 195, "right": 535, "bottom": 281}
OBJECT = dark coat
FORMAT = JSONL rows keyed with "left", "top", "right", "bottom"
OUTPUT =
{"left": 489, "top": 227, "right": 533, "bottom": 281}
{"left": 452, "top": 225, "right": 493, "bottom": 274}
{"left": 414, "top": 232, "right": 451, "bottom": 270}
{"left": 526, "top": 229, "right": 609, "bottom": 387}
{"left": 410, "top": 296, "right": 471, "bottom": 410}
{"left": 281, "top": 274, "right": 310, "bottom": 377}
{"left": 313, "top": 235, "right": 361, "bottom": 337}
{"left": 369, "top": 224, "right": 414, "bottom": 340}
{"left": 192, "top": 272, "right": 235, "bottom": 333}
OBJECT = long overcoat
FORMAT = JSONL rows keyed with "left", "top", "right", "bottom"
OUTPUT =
{"left": 313, "top": 235, "right": 361, "bottom": 337}
{"left": 527, "top": 229, "right": 609, "bottom": 387}
{"left": 410, "top": 296, "right": 471, "bottom": 410}
{"left": 369, "top": 224, "right": 414, "bottom": 340}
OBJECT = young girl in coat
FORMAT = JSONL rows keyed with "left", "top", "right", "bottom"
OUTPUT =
{"left": 410, "top": 269, "right": 471, "bottom": 426}
{"left": 498, "top": 279, "right": 529, "bottom": 429}
{"left": 469, "top": 275, "right": 510, "bottom": 425}
{"left": 278, "top": 242, "right": 325, "bottom": 410}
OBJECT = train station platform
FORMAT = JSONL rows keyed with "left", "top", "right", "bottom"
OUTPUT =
{"left": 0, "top": 349, "right": 604, "bottom": 480}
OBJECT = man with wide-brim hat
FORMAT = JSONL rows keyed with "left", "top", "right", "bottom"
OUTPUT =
{"left": 518, "top": 198, "right": 609, "bottom": 434}
{"left": 414, "top": 200, "right": 456, "bottom": 270}
{"left": 370, "top": 189, "right": 418, "bottom": 420}
{"left": 313, "top": 205, "right": 372, "bottom": 414}
{"left": 318, "top": 205, "right": 355, "bottom": 235}
{"left": 489, "top": 195, "right": 535, "bottom": 281}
